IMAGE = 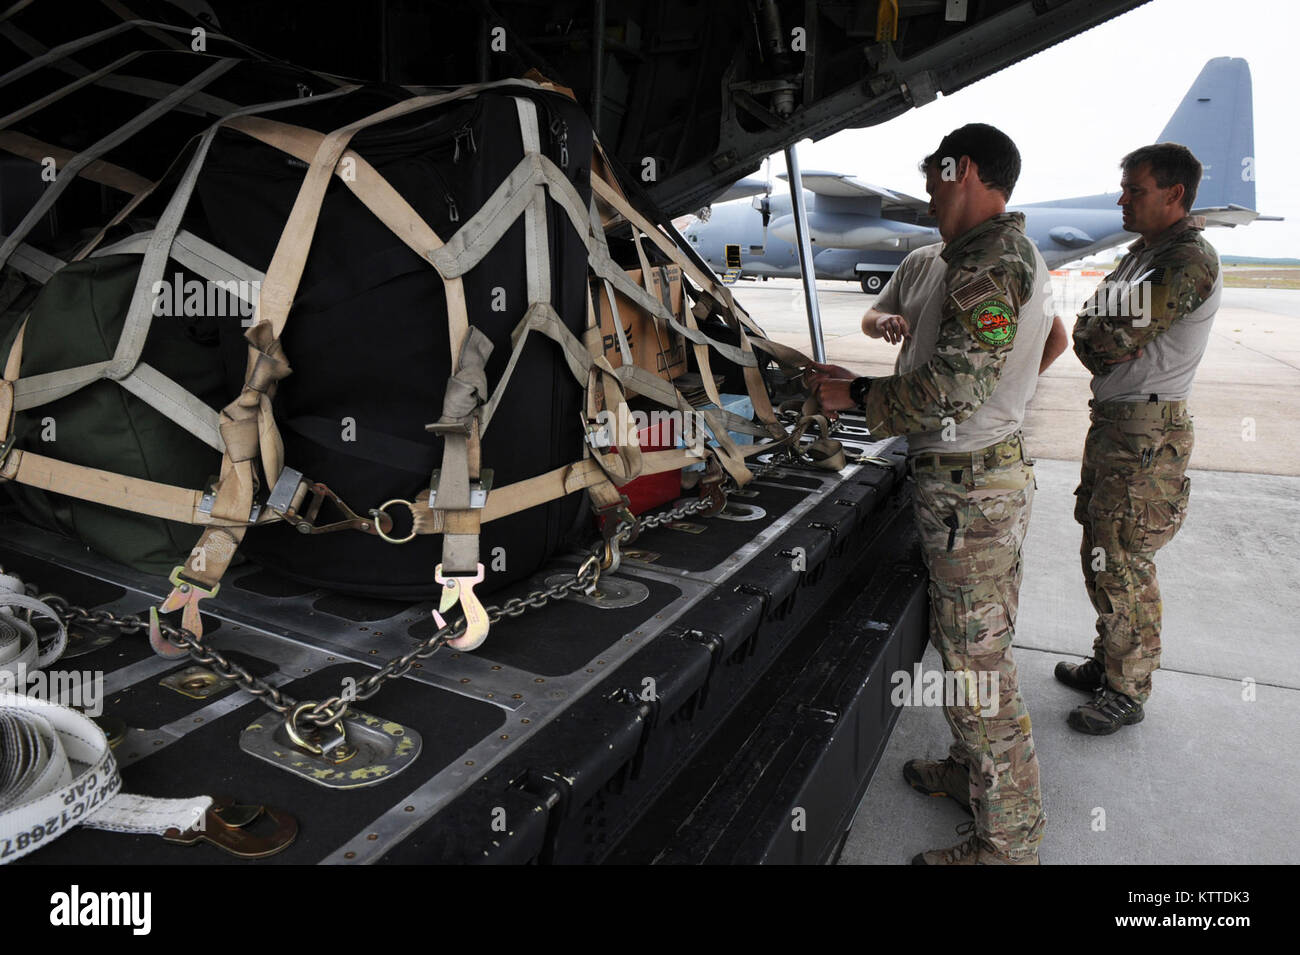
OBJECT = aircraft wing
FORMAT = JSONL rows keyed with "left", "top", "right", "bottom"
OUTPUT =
{"left": 713, "top": 177, "right": 772, "bottom": 204}
{"left": 1192, "top": 205, "right": 1286, "bottom": 228}
{"left": 777, "top": 171, "right": 930, "bottom": 216}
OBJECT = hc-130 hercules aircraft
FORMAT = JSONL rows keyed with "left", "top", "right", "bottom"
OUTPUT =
{"left": 685, "top": 57, "right": 1277, "bottom": 293}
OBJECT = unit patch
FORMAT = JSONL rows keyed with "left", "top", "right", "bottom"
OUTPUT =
{"left": 970, "top": 299, "right": 1017, "bottom": 347}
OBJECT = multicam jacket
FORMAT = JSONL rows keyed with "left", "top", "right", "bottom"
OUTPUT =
{"left": 863, "top": 211, "right": 1048, "bottom": 450}
{"left": 1073, "top": 215, "right": 1221, "bottom": 401}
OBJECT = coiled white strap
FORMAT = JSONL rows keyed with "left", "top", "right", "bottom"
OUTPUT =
{"left": 0, "top": 573, "right": 66, "bottom": 676}
{"left": 0, "top": 692, "right": 211, "bottom": 863}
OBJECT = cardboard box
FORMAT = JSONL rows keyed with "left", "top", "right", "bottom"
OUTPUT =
{"left": 593, "top": 265, "right": 688, "bottom": 383}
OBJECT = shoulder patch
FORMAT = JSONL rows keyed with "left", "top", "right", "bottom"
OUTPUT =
{"left": 970, "top": 299, "right": 1017, "bottom": 347}
{"left": 1131, "top": 266, "right": 1166, "bottom": 288}
{"left": 950, "top": 271, "right": 1002, "bottom": 311}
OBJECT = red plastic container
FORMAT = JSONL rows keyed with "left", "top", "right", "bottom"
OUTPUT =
{"left": 599, "top": 414, "right": 682, "bottom": 526}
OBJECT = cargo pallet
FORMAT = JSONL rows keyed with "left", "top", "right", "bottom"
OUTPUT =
{"left": 3, "top": 426, "right": 926, "bottom": 865}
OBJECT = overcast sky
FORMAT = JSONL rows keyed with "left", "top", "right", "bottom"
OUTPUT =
{"left": 764, "top": 0, "right": 1297, "bottom": 259}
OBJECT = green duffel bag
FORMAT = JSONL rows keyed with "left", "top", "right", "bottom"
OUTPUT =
{"left": 0, "top": 105, "right": 270, "bottom": 576}
{"left": 0, "top": 249, "right": 237, "bottom": 574}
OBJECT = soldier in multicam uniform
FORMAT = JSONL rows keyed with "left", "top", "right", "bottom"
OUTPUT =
{"left": 1057, "top": 143, "right": 1222, "bottom": 734}
{"left": 812, "top": 124, "right": 1052, "bottom": 865}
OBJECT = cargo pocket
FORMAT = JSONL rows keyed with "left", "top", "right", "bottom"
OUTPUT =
{"left": 1073, "top": 484, "right": 1090, "bottom": 526}
{"left": 1120, "top": 474, "right": 1190, "bottom": 554}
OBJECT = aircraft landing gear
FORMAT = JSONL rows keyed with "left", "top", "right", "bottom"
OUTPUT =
{"left": 860, "top": 271, "right": 890, "bottom": 294}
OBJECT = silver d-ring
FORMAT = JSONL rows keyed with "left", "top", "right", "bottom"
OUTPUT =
{"left": 371, "top": 499, "right": 418, "bottom": 544}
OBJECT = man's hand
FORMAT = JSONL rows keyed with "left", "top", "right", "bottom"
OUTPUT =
{"left": 862, "top": 309, "right": 911, "bottom": 344}
{"left": 814, "top": 377, "right": 856, "bottom": 412}
{"left": 805, "top": 361, "right": 858, "bottom": 417}
{"left": 805, "top": 360, "right": 856, "bottom": 388}
{"left": 874, "top": 312, "right": 911, "bottom": 344}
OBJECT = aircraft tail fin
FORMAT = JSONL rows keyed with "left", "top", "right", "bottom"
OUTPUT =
{"left": 1156, "top": 57, "right": 1257, "bottom": 213}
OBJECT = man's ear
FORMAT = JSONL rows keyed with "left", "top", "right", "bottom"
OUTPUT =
{"left": 1166, "top": 182, "right": 1185, "bottom": 210}
{"left": 955, "top": 155, "right": 972, "bottom": 184}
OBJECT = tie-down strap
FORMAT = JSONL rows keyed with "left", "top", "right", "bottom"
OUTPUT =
{"left": 427, "top": 329, "right": 493, "bottom": 573}
{"left": 181, "top": 321, "right": 293, "bottom": 590}
{"left": 0, "top": 692, "right": 213, "bottom": 864}
{"left": 432, "top": 329, "right": 493, "bottom": 431}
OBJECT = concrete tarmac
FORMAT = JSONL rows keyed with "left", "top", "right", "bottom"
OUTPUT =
{"left": 728, "top": 277, "right": 1300, "bottom": 864}
{"left": 840, "top": 459, "right": 1300, "bottom": 865}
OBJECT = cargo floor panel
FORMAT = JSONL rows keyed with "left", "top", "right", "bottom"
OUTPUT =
{"left": 0, "top": 433, "right": 924, "bottom": 864}
{"left": 22, "top": 665, "right": 508, "bottom": 865}
{"left": 408, "top": 570, "right": 690, "bottom": 677}
{"left": 96, "top": 650, "right": 278, "bottom": 731}
{"left": 379, "top": 454, "right": 923, "bottom": 863}
{"left": 0, "top": 559, "right": 125, "bottom": 610}
{"left": 464, "top": 577, "right": 684, "bottom": 676}
{"left": 627, "top": 488, "right": 809, "bottom": 575}
{"left": 621, "top": 474, "right": 843, "bottom": 577}
{"left": 229, "top": 567, "right": 321, "bottom": 599}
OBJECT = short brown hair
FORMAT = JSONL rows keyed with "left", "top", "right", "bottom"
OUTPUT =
{"left": 920, "top": 124, "right": 1021, "bottom": 199}
{"left": 1121, "top": 143, "right": 1202, "bottom": 211}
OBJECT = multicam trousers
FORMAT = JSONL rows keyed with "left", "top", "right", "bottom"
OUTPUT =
{"left": 912, "top": 448, "right": 1045, "bottom": 860}
{"left": 1075, "top": 400, "right": 1193, "bottom": 703}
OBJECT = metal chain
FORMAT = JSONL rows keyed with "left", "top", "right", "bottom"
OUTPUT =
{"left": 30, "top": 458, "right": 787, "bottom": 734}
{"left": 36, "top": 592, "right": 300, "bottom": 716}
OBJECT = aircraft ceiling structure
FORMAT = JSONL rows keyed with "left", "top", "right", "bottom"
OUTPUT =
{"left": 3, "top": 0, "right": 1151, "bottom": 220}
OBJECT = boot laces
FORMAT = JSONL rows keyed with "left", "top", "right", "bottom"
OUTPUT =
{"left": 941, "top": 821, "right": 981, "bottom": 863}
{"left": 1094, "top": 686, "right": 1137, "bottom": 716}
{"left": 936, "top": 755, "right": 965, "bottom": 783}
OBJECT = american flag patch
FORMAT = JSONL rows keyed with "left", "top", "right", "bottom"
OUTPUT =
{"left": 1132, "top": 266, "right": 1166, "bottom": 288}
{"left": 950, "top": 271, "right": 1003, "bottom": 311}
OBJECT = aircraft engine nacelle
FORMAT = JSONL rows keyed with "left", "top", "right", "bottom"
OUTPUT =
{"left": 770, "top": 211, "right": 935, "bottom": 250}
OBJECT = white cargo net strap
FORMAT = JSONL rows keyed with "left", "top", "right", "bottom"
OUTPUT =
{"left": 0, "top": 574, "right": 210, "bottom": 863}
{"left": 0, "top": 693, "right": 212, "bottom": 864}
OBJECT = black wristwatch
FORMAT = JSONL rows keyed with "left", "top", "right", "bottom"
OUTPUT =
{"left": 849, "top": 376, "right": 872, "bottom": 407}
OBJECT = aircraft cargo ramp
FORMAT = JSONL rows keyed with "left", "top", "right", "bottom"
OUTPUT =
{"left": 1, "top": 425, "right": 926, "bottom": 865}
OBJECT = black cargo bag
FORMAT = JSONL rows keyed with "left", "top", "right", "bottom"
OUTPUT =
{"left": 194, "top": 84, "right": 594, "bottom": 598}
